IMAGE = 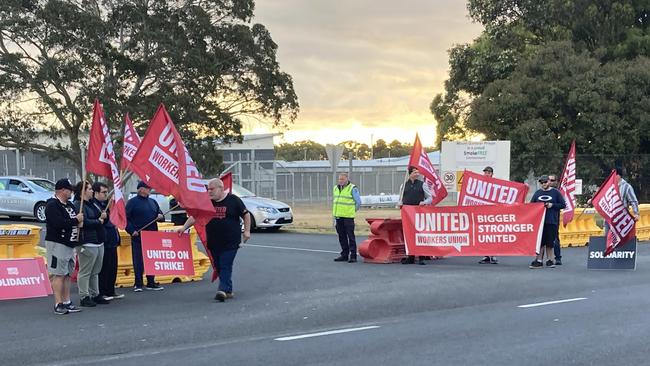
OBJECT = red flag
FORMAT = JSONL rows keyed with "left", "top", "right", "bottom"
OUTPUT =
{"left": 408, "top": 134, "right": 447, "bottom": 205}
{"left": 220, "top": 172, "right": 233, "bottom": 194}
{"left": 85, "top": 99, "right": 127, "bottom": 229}
{"left": 559, "top": 140, "right": 577, "bottom": 227}
{"left": 120, "top": 113, "right": 142, "bottom": 173}
{"left": 130, "top": 104, "right": 218, "bottom": 280}
{"left": 458, "top": 170, "right": 528, "bottom": 206}
{"left": 591, "top": 170, "right": 636, "bottom": 256}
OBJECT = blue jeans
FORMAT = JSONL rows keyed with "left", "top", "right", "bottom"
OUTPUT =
{"left": 210, "top": 248, "right": 238, "bottom": 293}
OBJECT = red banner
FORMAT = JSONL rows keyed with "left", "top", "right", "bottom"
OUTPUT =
{"left": 458, "top": 170, "right": 529, "bottom": 206}
{"left": 408, "top": 134, "right": 447, "bottom": 205}
{"left": 592, "top": 169, "right": 636, "bottom": 256}
{"left": 141, "top": 231, "right": 195, "bottom": 276}
{"left": 0, "top": 258, "right": 52, "bottom": 300}
{"left": 560, "top": 140, "right": 577, "bottom": 226}
{"left": 221, "top": 172, "right": 233, "bottom": 194}
{"left": 120, "top": 113, "right": 141, "bottom": 173}
{"left": 401, "top": 203, "right": 545, "bottom": 257}
{"left": 85, "top": 99, "right": 127, "bottom": 229}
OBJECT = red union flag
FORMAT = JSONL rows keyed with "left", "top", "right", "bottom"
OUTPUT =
{"left": 141, "top": 231, "right": 195, "bottom": 276}
{"left": 130, "top": 104, "right": 217, "bottom": 278}
{"left": 401, "top": 203, "right": 545, "bottom": 257}
{"left": 120, "top": 113, "right": 141, "bottom": 173}
{"left": 408, "top": 134, "right": 447, "bottom": 205}
{"left": 560, "top": 140, "right": 577, "bottom": 227}
{"left": 592, "top": 169, "right": 636, "bottom": 256}
{"left": 0, "top": 258, "right": 52, "bottom": 300}
{"left": 458, "top": 170, "right": 528, "bottom": 206}
{"left": 85, "top": 99, "right": 127, "bottom": 229}
{"left": 220, "top": 171, "right": 233, "bottom": 194}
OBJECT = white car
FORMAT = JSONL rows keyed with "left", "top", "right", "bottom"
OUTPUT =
{"left": 0, "top": 176, "right": 56, "bottom": 222}
{"left": 232, "top": 184, "right": 293, "bottom": 231}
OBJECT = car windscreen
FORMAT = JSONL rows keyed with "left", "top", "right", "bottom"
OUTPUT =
{"left": 232, "top": 184, "right": 256, "bottom": 197}
{"left": 28, "top": 179, "right": 55, "bottom": 192}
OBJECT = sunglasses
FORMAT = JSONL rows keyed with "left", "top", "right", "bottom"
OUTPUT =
{"left": 540, "top": 180, "right": 548, "bottom": 184}
{"left": 549, "top": 179, "right": 556, "bottom": 182}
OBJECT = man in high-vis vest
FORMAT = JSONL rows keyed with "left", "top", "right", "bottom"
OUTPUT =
{"left": 332, "top": 173, "right": 361, "bottom": 263}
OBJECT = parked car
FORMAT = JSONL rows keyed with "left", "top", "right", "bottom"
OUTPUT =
{"left": 0, "top": 176, "right": 56, "bottom": 222}
{"left": 231, "top": 184, "right": 293, "bottom": 231}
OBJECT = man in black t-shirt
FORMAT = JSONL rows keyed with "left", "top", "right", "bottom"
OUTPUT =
{"left": 178, "top": 178, "right": 251, "bottom": 302}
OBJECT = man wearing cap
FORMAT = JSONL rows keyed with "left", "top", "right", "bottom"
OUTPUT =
{"left": 479, "top": 166, "right": 499, "bottom": 264}
{"left": 530, "top": 175, "right": 566, "bottom": 268}
{"left": 44, "top": 178, "right": 84, "bottom": 315}
{"left": 399, "top": 166, "right": 432, "bottom": 265}
{"left": 548, "top": 174, "right": 563, "bottom": 265}
{"left": 126, "top": 181, "right": 165, "bottom": 291}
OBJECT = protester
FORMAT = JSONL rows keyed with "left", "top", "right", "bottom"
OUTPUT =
{"left": 125, "top": 181, "right": 164, "bottom": 292}
{"left": 587, "top": 167, "right": 640, "bottom": 234}
{"left": 530, "top": 175, "right": 566, "bottom": 268}
{"left": 94, "top": 182, "right": 124, "bottom": 300}
{"left": 332, "top": 173, "right": 362, "bottom": 263}
{"left": 548, "top": 174, "right": 563, "bottom": 265}
{"left": 399, "top": 166, "right": 432, "bottom": 265}
{"left": 479, "top": 166, "right": 499, "bottom": 264}
{"left": 177, "top": 178, "right": 251, "bottom": 302}
{"left": 73, "top": 181, "right": 109, "bottom": 307}
{"left": 45, "top": 178, "right": 84, "bottom": 315}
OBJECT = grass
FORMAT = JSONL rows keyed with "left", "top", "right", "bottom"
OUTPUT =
{"left": 287, "top": 202, "right": 400, "bottom": 235}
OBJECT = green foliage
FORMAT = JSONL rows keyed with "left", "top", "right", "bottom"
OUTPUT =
{"left": 0, "top": 0, "right": 298, "bottom": 175}
{"left": 275, "top": 139, "right": 436, "bottom": 161}
{"left": 275, "top": 140, "right": 327, "bottom": 161}
{"left": 432, "top": 0, "right": 650, "bottom": 197}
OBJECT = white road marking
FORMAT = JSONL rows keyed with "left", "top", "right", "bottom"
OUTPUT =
{"left": 274, "top": 326, "right": 380, "bottom": 341}
{"left": 518, "top": 297, "right": 587, "bottom": 308}
{"left": 245, "top": 243, "right": 339, "bottom": 254}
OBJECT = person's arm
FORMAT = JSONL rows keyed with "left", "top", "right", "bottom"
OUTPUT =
{"left": 125, "top": 199, "right": 135, "bottom": 235}
{"left": 352, "top": 186, "right": 361, "bottom": 211}
{"left": 626, "top": 183, "right": 640, "bottom": 216}
{"left": 421, "top": 182, "right": 433, "bottom": 205}
{"left": 176, "top": 216, "right": 196, "bottom": 234}
{"left": 554, "top": 189, "right": 566, "bottom": 210}
{"left": 45, "top": 202, "right": 79, "bottom": 230}
{"left": 242, "top": 212, "right": 251, "bottom": 243}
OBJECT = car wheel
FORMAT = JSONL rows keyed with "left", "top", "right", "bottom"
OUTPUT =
{"left": 34, "top": 202, "right": 47, "bottom": 223}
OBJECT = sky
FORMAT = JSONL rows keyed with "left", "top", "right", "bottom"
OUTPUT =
{"left": 249, "top": 0, "right": 483, "bottom": 147}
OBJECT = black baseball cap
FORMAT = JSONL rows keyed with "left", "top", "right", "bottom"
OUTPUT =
{"left": 483, "top": 166, "right": 493, "bottom": 173}
{"left": 137, "top": 181, "right": 151, "bottom": 189}
{"left": 538, "top": 175, "right": 550, "bottom": 183}
{"left": 55, "top": 178, "right": 74, "bottom": 191}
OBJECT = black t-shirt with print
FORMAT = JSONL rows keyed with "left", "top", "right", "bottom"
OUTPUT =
{"left": 206, "top": 194, "right": 248, "bottom": 251}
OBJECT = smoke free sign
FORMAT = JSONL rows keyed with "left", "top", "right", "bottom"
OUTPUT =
{"left": 142, "top": 231, "right": 195, "bottom": 276}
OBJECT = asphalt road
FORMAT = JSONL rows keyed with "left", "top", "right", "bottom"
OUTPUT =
{"left": 1, "top": 219, "right": 650, "bottom": 366}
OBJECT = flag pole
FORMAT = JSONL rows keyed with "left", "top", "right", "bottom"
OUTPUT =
{"left": 135, "top": 203, "right": 180, "bottom": 234}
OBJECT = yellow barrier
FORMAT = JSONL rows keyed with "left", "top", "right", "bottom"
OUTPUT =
{"left": 559, "top": 208, "right": 603, "bottom": 247}
{"left": 116, "top": 223, "right": 211, "bottom": 287}
{"left": 0, "top": 224, "right": 42, "bottom": 259}
{"left": 636, "top": 204, "right": 650, "bottom": 241}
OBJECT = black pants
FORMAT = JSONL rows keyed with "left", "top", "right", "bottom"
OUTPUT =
{"left": 99, "top": 246, "right": 118, "bottom": 296}
{"left": 131, "top": 236, "right": 155, "bottom": 287}
{"left": 335, "top": 217, "right": 356, "bottom": 258}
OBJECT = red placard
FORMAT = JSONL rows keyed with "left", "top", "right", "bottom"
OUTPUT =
{"left": 401, "top": 203, "right": 545, "bottom": 257}
{"left": 458, "top": 170, "right": 529, "bottom": 206}
{"left": 0, "top": 258, "right": 52, "bottom": 300}
{"left": 141, "top": 231, "right": 195, "bottom": 276}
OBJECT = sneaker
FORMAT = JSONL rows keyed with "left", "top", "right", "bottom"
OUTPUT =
{"left": 418, "top": 258, "right": 426, "bottom": 265}
{"left": 145, "top": 283, "right": 164, "bottom": 291}
{"left": 555, "top": 258, "right": 562, "bottom": 266}
{"left": 401, "top": 256, "right": 415, "bottom": 264}
{"left": 134, "top": 286, "right": 143, "bottom": 292}
{"left": 225, "top": 292, "right": 234, "bottom": 299}
{"left": 333, "top": 255, "right": 348, "bottom": 262}
{"left": 64, "top": 302, "right": 82, "bottom": 313}
{"left": 93, "top": 295, "right": 111, "bottom": 304}
{"left": 54, "top": 303, "right": 69, "bottom": 315}
{"left": 546, "top": 260, "right": 556, "bottom": 268}
{"left": 489, "top": 257, "right": 498, "bottom": 264}
{"left": 80, "top": 296, "right": 97, "bottom": 307}
{"left": 102, "top": 295, "right": 114, "bottom": 301}
{"left": 112, "top": 293, "right": 125, "bottom": 299}
{"left": 214, "top": 291, "right": 227, "bottom": 302}
{"left": 348, "top": 256, "right": 357, "bottom": 263}
{"left": 478, "top": 256, "right": 491, "bottom": 264}
{"left": 529, "top": 260, "right": 543, "bottom": 269}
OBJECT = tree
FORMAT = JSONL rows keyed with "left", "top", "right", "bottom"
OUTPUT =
{"left": 341, "top": 141, "right": 370, "bottom": 160}
{"left": 0, "top": 0, "right": 299, "bottom": 174}
{"left": 275, "top": 140, "right": 326, "bottom": 161}
{"left": 431, "top": 0, "right": 650, "bottom": 196}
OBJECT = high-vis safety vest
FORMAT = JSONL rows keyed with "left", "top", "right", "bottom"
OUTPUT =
{"left": 332, "top": 183, "right": 356, "bottom": 218}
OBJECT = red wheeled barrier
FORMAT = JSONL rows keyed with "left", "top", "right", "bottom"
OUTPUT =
{"left": 358, "top": 218, "right": 406, "bottom": 263}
